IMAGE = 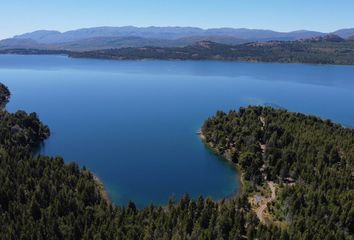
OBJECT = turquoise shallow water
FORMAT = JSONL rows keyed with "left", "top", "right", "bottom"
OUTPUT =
{"left": 1, "top": 54, "right": 354, "bottom": 207}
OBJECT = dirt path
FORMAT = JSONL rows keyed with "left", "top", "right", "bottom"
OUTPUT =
{"left": 254, "top": 116, "right": 276, "bottom": 223}
{"left": 255, "top": 181, "right": 276, "bottom": 223}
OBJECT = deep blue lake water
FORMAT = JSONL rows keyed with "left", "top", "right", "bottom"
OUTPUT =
{"left": 1, "top": 55, "right": 354, "bottom": 207}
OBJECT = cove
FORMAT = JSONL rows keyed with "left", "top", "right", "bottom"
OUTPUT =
{"left": 1, "top": 54, "right": 354, "bottom": 207}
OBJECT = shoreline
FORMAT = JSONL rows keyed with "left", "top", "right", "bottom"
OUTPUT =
{"left": 93, "top": 174, "right": 111, "bottom": 204}
{"left": 197, "top": 129, "right": 245, "bottom": 201}
{"left": 1, "top": 52, "right": 354, "bottom": 67}
{"left": 198, "top": 128, "right": 277, "bottom": 225}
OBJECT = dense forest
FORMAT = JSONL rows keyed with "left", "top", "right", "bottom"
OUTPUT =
{"left": 202, "top": 106, "right": 354, "bottom": 239}
{"left": 69, "top": 36, "right": 354, "bottom": 65}
{"left": 1, "top": 82, "right": 353, "bottom": 239}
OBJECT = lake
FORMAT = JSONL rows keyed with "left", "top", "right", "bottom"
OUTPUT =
{"left": 1, "top": 54, "right": 354, "bottom": 207}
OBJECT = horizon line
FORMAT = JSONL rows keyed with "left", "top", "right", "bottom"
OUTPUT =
{"left": 6, "top": 25, "right": 353, "bottom": 39}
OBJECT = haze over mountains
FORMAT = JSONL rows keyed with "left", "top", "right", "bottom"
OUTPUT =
{"left": 1, "top": 26, "right": 354, "bottom": 51}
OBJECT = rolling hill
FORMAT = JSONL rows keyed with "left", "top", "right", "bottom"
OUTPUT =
{"left": 0, "top": 26, "right": 353, "bottom": 51}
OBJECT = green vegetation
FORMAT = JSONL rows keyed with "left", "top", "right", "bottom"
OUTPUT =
{"left": 69, "top": 37, "right": 354, "bottom": 65}
{"left": 202, "top": 106, "right": 354, "bottom": 239}
{"left": 0, "top": 83, "right": 10, "bottom": 109}
{"left": 1, "top": 82, "right": 353, "bottom": 239}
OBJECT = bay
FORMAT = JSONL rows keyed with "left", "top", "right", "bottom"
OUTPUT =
{"left": 1, "top": 54, "right": 354, "bottom": 207}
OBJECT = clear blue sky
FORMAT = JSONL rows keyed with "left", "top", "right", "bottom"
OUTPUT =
{"left": 1, "top": 0, "right": 353, "bottom": 39}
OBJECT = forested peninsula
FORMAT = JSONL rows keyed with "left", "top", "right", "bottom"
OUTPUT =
{"left": 1, "top": 35, "right": 354, "bottom": 65}
{"left": 1, "top": 82, "right": 353, "bottom": 239}
{"left": 201, "top": 106, "right": 354, "bottom": 239}
{"left": 69, "top": 36, "right": 354, "bottom": 65}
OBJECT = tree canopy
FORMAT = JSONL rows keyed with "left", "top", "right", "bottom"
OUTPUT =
{"left": 202, "top": 106, "right": 354, "bottom": 239}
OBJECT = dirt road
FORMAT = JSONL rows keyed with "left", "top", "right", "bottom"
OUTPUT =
{"left": 255, "top": 181, "right": 276, "bottom": 223}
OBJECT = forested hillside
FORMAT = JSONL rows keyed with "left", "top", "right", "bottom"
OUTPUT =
{"left": 69, "top": 37, "right": 354, "bottom": 65}
{"left": 202, "top": 106, "right": 354, "bottom": 239}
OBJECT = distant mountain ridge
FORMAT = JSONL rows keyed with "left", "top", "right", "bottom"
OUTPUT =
{"left": 333, "top": 28, "right": 354, "bottom": 38}
{"left": 1, "top": 26, "right": 353, "bottom": 51}
{"left": 12, "top": 26, "right": 329, "bottom": 43}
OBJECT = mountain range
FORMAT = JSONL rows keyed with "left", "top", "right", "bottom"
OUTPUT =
{"left": 1, "top": 26, "right": 354, "bottom": 51}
